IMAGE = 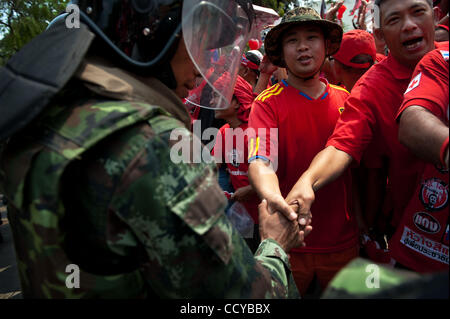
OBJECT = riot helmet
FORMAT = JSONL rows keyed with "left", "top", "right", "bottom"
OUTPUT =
{"left": 70, "top": 0, "right": 255, "bottom": 109}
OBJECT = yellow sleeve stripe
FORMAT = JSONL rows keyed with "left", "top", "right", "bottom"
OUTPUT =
{"left": 248, "top": 137, "right": 260, "bottom": 160}
{"left": 329, "top": 84, "right": 350, "bottom": 94}
{"left": 255, "top": 84, "right": 280, "bottom": 102}
{"left": 248, "top": 138, "right": 254, "bottom": 160}
{"left": 260, "top": 85, "right": 284, "bottom": 102}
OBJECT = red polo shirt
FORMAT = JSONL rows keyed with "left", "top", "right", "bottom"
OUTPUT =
{"left": 249, "top": 79, "right": 359, "bottom": 253}
{"left": 390, "top": 44, "right": 449, "bottom": 272}
{"left": 326, "top": 45, "right": 448, "bottom": 228}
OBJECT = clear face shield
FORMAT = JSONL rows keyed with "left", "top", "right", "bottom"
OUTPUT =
{"left": 182, "top": 0, "right": 252, "bottom": 110}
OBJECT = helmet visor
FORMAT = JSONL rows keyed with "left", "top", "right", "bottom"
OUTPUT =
{"left": 182, "top": 0, "right": 252, "bottom": 110}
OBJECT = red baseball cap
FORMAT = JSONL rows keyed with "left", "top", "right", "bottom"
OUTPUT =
{"left": 332, "top": 29, "right": 376, "bottom": 69}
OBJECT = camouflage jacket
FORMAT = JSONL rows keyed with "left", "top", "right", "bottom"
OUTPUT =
{"left": 0, "top": 56, "right": 299, "bottom": 298}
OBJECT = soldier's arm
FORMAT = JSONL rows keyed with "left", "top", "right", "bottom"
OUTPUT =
{"left": 109, "top": 123, "right": 301, "bottom": 298}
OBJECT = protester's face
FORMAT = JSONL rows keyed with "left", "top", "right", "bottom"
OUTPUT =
{"left": 333, "top": 60, "right": 366, "bottom": 91}
{"left": 281, "top": 25, "right": 326, "bottom": 78}
{"left": 238, "top": 65, "right": 252, "bottom": 81}
{"left": 238, "top": 64, "right": 247, "bottom": 77}
{"left": 170, "top": 38, "right": 202, "bottom": 99}
{"left": 377, "top": 0, "right": 435, "bottom": 69}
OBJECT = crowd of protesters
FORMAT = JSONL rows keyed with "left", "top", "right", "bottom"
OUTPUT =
{"left": 185, "top": 0, "right": 449, "bottom": 297}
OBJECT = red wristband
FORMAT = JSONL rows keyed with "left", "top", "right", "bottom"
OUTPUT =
{"left": 439, "top": 136, "right": 449, "bottom": 167}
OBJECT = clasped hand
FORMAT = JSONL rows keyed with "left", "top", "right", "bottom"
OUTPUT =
{"left": 259, "top": 192, "right": 313, "bottom": 252}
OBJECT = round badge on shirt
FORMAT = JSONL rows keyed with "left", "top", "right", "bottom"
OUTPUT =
{"left": 419, "top": 178, "right": 449, "bottom": 211}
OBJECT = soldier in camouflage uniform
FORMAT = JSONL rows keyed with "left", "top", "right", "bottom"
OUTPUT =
{"left": 0, "top": 0, "right": 311, "bottom": 298}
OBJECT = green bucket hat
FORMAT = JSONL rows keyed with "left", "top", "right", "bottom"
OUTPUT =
{"left": 264, "top": 7, "right": 343, "bottom": 68}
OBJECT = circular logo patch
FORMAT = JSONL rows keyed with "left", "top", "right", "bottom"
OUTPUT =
{"left": 419, "top": 178, "right": 449, "bottom": 211}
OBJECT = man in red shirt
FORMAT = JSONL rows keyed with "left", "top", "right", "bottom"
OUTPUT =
{"left": 284, "top": 0, "right": 446, "bottom": 272}
{"left": 331, "top": 28, "right": 392, "bottom": 262}
{"left": 392, "top": 44, "right": 449, "bottom": 272}
{"left": 248, "top": 7, "right": 359, "bottom": 296}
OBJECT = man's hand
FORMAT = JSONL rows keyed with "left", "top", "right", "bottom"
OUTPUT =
{"left": 285, "top": 177, "right": 315, "bottom": 229}
{"left": 254, "top": 56, "right": 278, "bottom": 95}
{"left": 259, "top": 199, "right": 312, "bottom": 252}
{"left": 357, "top": 0, "right": 368, "bottom": 30}
{"left": 288, "top": 200, "right": 312, "bottom": 232}
{"left": 231, "top": 185, "right": 254, "bottom": 202}
{"left": 325, "top": 0, "right": 344, "bottom": 21}
{"left": 265, "top": 193, "right": 298, "bottom": 221}
{"left": 259, "top": 55, "right": 278, "bottom": 75}
{"left": 284, "top": 146, "right": 353, "bottom": 227}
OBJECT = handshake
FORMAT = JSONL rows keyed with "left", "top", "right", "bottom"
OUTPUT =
{"left": 258, "top": 193, "right": 313, "bottom": 253}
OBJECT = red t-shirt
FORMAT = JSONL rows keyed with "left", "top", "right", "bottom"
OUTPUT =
{"left": 212, "top": 122, "right": 260, "bottom": 223}
{"left": 389, "top": 45, "right": 449, "bottom": 272}
{"left": 325, "top": 46, "right": 449, "bottom": 228}
{"left": 249, "top": 79, "right": 359, "bottom": 253}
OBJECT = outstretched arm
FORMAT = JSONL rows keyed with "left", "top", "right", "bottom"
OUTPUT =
{"left": 325, "top": 0, "right": 345, "bottom": 22}
{"left": 398, "top": 105, "right": 449, "bottom": 169}
{"left": 254, "top": 55, "right": 278, "bottom": 95}
{"left": 285, "top": 146, "right": 353, "bottom": 220}
{"left": 248, "top": 159, "right": 298, "bottom": 221}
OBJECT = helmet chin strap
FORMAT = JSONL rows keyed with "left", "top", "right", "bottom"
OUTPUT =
{"left": 154, "top": 63, "right": 178, "bottom": 89}
{"left": 151, "top": 33, "right": 182, "bottom": 90}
